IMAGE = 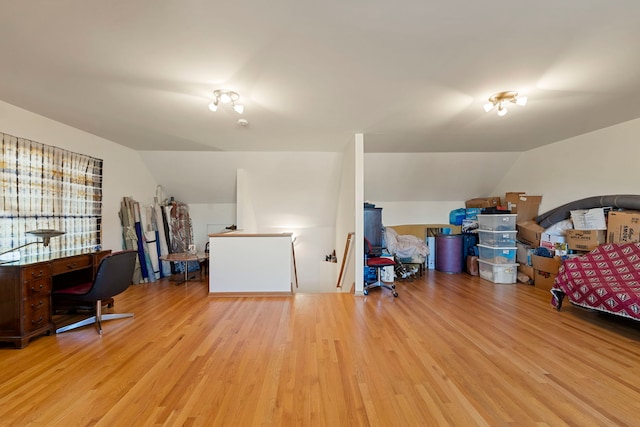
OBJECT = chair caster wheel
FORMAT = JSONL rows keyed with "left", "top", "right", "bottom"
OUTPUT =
{"left": 363, "top": 289, "right": 369, "bottom": 295}
{"left": 393, "top": 292, "right": 398, "bottom": 297}
{"left": 391, "top": 284, "right": 396, "bottom": 289}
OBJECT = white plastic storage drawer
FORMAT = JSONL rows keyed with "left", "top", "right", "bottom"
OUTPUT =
{"left": 476, "top": 214, "right": 518, "bottom": 231}
{"left": 477, "top": 230, "right": 517, "bottom": 247}
{"left": 478, "top": 260, "right": 518, "bottom": 284}
{"left": 477, "top": 244, "right": 517, "bottom": 264}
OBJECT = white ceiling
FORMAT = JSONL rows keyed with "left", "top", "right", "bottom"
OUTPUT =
{"left": 1, "top": 2, "right": 640, "bottom": 153}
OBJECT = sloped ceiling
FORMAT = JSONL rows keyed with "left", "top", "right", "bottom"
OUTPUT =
{"left": 364, "top": 152, "right": 521, "bottom": 202}
{"left": 1, "top": 2, "right": 640, "bottom": 154}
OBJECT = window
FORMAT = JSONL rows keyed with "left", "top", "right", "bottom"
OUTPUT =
{"left": 0, "top": 132, "right": 103, "bottom": 259}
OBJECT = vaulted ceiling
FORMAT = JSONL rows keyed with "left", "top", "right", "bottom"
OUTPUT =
{"left": 1, "top": 2, "right": 640, "bottom": 154}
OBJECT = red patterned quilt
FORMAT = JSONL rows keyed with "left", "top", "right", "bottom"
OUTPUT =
{"left": 553, "top": 243, "right": 640, "bottom": 321}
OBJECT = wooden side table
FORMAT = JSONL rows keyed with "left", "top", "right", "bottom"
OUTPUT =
{"left": 160, "top": 252, "right": 208, "bottom": 285}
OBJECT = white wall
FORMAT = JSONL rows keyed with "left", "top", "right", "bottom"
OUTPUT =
{"left": 334, "top": 136, "right": 357, "bottom": 293}
{"left": 236, "top": 169, "right": 257, "bottom": 233}
{"left": 188, "top": 203, "right": 236, "bottom": 251}
{"left": 372, "top": 119, "right": 640, "bottom": 228}
{"left": 364, "top": 152, "right": 520, "bottom": 202}
{"left": 0, "top": 101, "right": 158, "bottom": 252}
{"left": 354, "top": 134, "right": 365, "bottom": 294}
{"left": 493, "top": 118, "right": 640, "bottom": 215}
{"left": 371, "top": 201, "right": 465, "bottom": 226}
{"left": 364, "top": 152, "right": 520, "bottom": 225}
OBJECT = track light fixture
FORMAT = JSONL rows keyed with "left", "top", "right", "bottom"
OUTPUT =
{"left": 208, "top": 89, "right": 244, "bottom": 114}
{"left": 483, "top": 91, "right": 527, "bottom": 116}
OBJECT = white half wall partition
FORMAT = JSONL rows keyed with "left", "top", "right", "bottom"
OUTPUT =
{"left": 209, "top": 232, "right": 293, "bottom": 295}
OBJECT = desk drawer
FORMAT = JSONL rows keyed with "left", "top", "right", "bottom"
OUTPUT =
{"left": 23, "top": 264, "right": 51, "bottom": 281}
{"left": 52, "top": 255, "right": 92, "bottom": 275}
{"left": 24, "top": 297, "right": 51, "bottom": 333}
{"left": 24, "top": 277, "right": 52, "bottom": 297}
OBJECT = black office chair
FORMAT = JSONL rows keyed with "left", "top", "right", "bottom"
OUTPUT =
{"left": 364, "top": 238, "right": 398, "bottom": 297}
{"left": 53, "top": 250, "right": 137, "bottom": 335}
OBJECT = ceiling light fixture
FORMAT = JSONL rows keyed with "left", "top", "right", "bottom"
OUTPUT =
{"left": 208, "top": 89, "right": 244, "bottom": 114}
{"left": 483, "top": 91, "right": 527, "bottom": 116}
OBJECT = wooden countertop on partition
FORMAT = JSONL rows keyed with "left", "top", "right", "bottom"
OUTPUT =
{"left": 208, "top": 232, "right": 293, "bottom": 238}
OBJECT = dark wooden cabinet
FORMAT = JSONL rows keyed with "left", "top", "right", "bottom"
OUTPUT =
{"left": 0, "top": 250, "right": 111, "bottom": 348}
{"left": 364, "top": 207, "right": 383, "bottom": 254}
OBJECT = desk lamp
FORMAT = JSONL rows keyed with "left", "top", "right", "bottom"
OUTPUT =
{"left": 0, "top": 229, "right": 65, "bottom": 260}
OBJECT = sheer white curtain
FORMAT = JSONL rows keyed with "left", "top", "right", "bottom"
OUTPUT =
{"left": 0, "top": 132, "right": 102, "bottom": 259}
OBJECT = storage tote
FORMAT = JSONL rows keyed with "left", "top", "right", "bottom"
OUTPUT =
{"left": 478, "top": 260, "right": 518, "bottom": 284}
{"left": 476, "top": 214, "right": 517, "bottom": 231}
{"left": 477, "top": 244, "right": 517, "bottom": 264}
{"left": 477, "top": 230, "right": 517, "bottom": 247}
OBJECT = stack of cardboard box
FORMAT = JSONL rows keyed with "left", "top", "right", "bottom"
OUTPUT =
{"left": 516, "top": 206, "right": 640, "bottom": 291}
{"left": 464, "top": 191, "right": 640, "bottom": 291}
{"left": 502, "top": 193, "right": 542, "bottom": 286}
{"left": 564, "top": 209, "right": 640, "bottom": 251}
{"left": 565, "top": 207, "right": 608, "bottom": 252}
{"left": 516, "top": 220, "right": 563, "bottom": 291}
{"left": 531, "top": 254, "right": 562, "bottom": 291}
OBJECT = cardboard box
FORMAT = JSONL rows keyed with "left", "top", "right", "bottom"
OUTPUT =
{"left": 540, "top": 233, "right": 566, "bottom": 251}
{"left": 518, "top": 264, "right": 535, "bottom": 281}
{"left": 607, "top": 210, "right": 640, "bottom": 244}
{"left": 517, "top": 195, "right": 542, "bottom": 223}
{"left": 534, "top": 270, "right": 557, "bottom": 292}
{"left": 516, "top": 220, "right": 544, "bottom": 247}
{"left": 505, "top": 193, "right": 542, "bottom": 224}
{"left": 570, "top": 208, "right": 607, "bottom": 230}
{"left": 532, "top": 254, "right": 562, "bottom": 292}
{"left": 565, "top": 229, "right": 606, "bottom": 251}
{"left": 465, "top": 197, "right": 501, "bottom": 209}
{"left": 504, "top": 192, "right": 525, "bottom": 211}
{"left": 532, "top": 254, "right": 562, "bottom": 274}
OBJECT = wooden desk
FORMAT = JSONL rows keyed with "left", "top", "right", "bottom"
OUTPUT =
{"left": 0, "top": 249, "right": 111, "bottom": 348}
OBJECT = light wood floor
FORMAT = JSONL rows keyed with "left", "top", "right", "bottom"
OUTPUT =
{"left": 2, "top": 271, "right": 640, "bottom": 426}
